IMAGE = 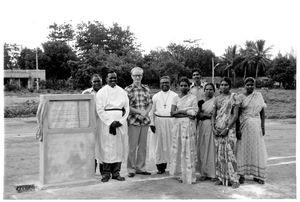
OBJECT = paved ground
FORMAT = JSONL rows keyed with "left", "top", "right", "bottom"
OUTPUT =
{"left": 3, "top": 118, "right": 297, "bottom": 199}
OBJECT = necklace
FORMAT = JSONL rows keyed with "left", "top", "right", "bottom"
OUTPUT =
{"left": 161, "top": 91, "right": 170, "bottom": 109}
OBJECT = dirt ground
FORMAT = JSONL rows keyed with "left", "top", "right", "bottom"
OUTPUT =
{"left": 3, "top": 118, "right": 296, "bottom": 199}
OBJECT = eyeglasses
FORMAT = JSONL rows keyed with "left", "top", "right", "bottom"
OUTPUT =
{"left": 132, "top": 74, "right": 142, "bottom": 77}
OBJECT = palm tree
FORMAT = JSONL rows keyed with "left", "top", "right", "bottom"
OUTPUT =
{"left": 240, "top": 41, "right": 255, "bottom": 79}
{"left": 219, "top": 45, "right": 242, "bottom": 86}
{"left": 241, "top": 40, "right": 272, "bottom": 80}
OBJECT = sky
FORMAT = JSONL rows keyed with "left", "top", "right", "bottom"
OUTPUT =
{"left": 0, "top": 0, "right": 299, "bottom": 196}
{"left": 1, "top": 0, "right": 299, "bottom": 57}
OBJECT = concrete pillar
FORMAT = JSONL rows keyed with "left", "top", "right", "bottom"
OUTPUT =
{"left": 27, "top": 78, "right": 31, "bottom": 89}
{"left": 17, "top": 78, "right": 21, "bottom": 88}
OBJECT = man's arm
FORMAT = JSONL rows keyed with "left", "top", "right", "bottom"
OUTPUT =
{"left": 260, "top": 108, "right": 265, "bottom": 136}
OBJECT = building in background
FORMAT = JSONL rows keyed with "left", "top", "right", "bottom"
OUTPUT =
{"left": 4, "top": 69, "right": 46, "bottom": 89}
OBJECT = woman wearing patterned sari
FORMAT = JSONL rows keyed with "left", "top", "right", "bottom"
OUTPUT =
{"left": 170, "top": 77, "right": 198, "bottom": 184}
{"left": 237, "top": 77, "right": 267, "bottom": 184}
{"left": 212, "top": 77, "right": 240, "bottom": 189}
{"left": 196, "top": 83, "right": 216, "bottom": 181}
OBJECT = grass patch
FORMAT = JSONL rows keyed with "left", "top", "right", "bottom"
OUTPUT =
{"left": 4, "top": 100, "right": 39, "bottom": 118}
{"left": 4, "top": 89, "right": 296, "bottom": 119}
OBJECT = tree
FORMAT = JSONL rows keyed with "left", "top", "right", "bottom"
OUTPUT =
{"left": 42, "top": 41, "right": 77, "bottom": 80}
{"left": 75, "top": 21, "right": 139, "bottom": 56}
{"left": 106, "top": 23, "right": 139, "bottom": 56}
{"left": 219, "top": 45, "right": 241, "bottom": 86}
{"left": 4, "top": 43, "right": 21, "bottom": 69}
{"left": 17, "top": 47, "right": 47, "bottom": 70}
{"left": 241, "top": 40, "right": 272, "bottom": 80}
{"left": 267, "top": 53, "right": 296, "bottom": 89}
{"left": 48, "top": 22, "right": 75, "bottom": 43}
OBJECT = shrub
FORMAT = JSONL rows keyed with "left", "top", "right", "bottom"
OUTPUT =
{"left": 4, "top": 100, "right": 39, "bottom": 118}
{"left": 4, "top": 83, "right": 20, "bottom": 91}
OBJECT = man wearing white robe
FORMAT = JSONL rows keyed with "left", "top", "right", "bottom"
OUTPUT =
{"left": 149, "top": 76, "right": 178, "bottom": 174}
{"left": 96, "top": 70, "right": 129, "bottom": 182}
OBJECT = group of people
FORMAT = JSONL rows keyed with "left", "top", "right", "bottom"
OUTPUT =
{"left": 82, "top": 67, "right": 268, "bottom": 189}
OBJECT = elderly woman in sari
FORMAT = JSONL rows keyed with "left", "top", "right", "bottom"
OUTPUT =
{"left": 212, "top": 77, "right": 240, "bottom": 189}
{"left": 169, "top": 77, "right": 198, "bottom": 184}
{"left": 196, "top": 83, "right": 216, "bottom": 181}
{"left": 237, "top": 77, "right": 267, "bottom": 185}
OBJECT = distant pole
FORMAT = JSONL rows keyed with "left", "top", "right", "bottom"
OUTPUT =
{"left": 36, "top": 47, "right": 39, "bottom": 90}
{"left": 212, "top": 58, "right": 215, "bottom": 84}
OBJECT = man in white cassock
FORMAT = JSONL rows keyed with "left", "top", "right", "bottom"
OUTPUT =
{"left": 149, "top": 76, "right": 178, "bottom": 174}
{"left": 96, "top": 70, "right": 129, "bottom": 182}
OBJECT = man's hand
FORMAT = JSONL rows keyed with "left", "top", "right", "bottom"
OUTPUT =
{"left": 262, "top": 127, "right": 265, "bottom": 136}
{"left": 109, "top": 121, "right": 122, "bottom": 135}
{"left": 150, "top": 125, "right": 156, "bottom": 133}
{"left": 219, "top": 128, "right": 229, "bottom": 137}
{"left": 213, "top": 127, "right": 219, "bottom": 137}
{"left": 140, "top": 110, "right": 149, "bottom": 117}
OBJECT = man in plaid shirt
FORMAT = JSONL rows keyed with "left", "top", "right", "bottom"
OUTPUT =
{"left": 125, "top": 67, "right": 153, "bottom": 177}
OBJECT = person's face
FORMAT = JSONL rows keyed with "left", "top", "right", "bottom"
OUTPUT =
{"left": 106, "top": 72, "right": 117, "bottom": 87}
{"left": 204, "top": 85, "right": 214, "bottom": 98}
{"left": 179, "top": 81, "right": 189, "bottom": 94}
{"left": 192, "top": 71, "right": 201, "bottom": 83}
{"left": 245, "top": 81, "right": 255, "bottom": 94}
{"left": 160, "top": 78, "right": 170, "bottom": 92}
{"left": 131, "top": 72, "right": 143, "bottom": 83}
{"left": 220, "top": 81, "right": 230, "bottom": 94}
{"left": 91, "top": 77, "right": 102, "bottom": 92}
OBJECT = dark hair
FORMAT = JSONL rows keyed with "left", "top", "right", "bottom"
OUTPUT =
{"left": 90, "top": 74, "right": 102, "bottom": 82}
{"left": 204, "top": 82, "right": 215, "bottom": 92}
{"left": 160, "top": 76, "right": 170, "bottom": 81}
{"left": 106, "top": 69, "right": 117, "bottom": 79}
{"left": 179, "top": 76, "right": 191, "bottom": 86}
{"left": 192, "top": 69, "right": 200, "bottom": 75}
{"left": 244, "top": 77, "right": 255, "bottom": 85}
{"left": 220, "top": 77, "right": 232, "bottom": 88}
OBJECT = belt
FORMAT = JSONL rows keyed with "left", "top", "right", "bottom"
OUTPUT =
{"left": 104, "top": 108, "right": 123, "bottom": 111}
{"left": 154, "top": 113, "right": 173, "bottom": 118}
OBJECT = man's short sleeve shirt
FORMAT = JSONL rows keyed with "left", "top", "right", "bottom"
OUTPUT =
{"left": 125, "top": 84, "right": 153, "bottom": 126}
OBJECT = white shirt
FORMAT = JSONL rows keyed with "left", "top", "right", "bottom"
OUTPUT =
{"left": 150, "top": 90, "right": 178, "bottom": 125}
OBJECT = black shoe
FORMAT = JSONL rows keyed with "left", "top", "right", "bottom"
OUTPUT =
{"left": 136, "top": 171, "right": 151, "bottom": 175}
{"left": 253, "top": 178, "right": 265, "bottom": 184}
{"left": 199, "top": 176, "right": 208, "bottom": 181}
{"left": 157, "top": 170, "right": 165, "bottom": 174}
{"left": 101, "top": 176, "right": 110, "bottom": 182}
{"left": 128, "top": 173, "right": 135, "bottom": 177}
{"left": 239, "top": 176, "right": 245, "bottom": 184}
{"left": 112, "top": 176, "right": 125, "bottom": 181}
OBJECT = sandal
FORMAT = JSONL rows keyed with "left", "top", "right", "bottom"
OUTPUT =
{"left": 253, "top": 178, "right": 265, "bottom": 184}
{"left": 215, "top": 180, "right": 223, "bottom": 185}
{"left": 231, "top": 182, "right": 240, "bottom": 189}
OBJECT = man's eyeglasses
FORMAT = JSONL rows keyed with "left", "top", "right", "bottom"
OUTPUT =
{"left": 132, "top": 74, "right": 142, "bottom": 77}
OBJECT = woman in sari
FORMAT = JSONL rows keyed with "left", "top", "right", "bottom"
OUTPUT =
{"left": 237, "top": 77, "right": 267, "bottom": 184}
{"left": 169, "top": 77, "right": 198, "bottom": 184}
{"left": 212, "top": 77, "right": 240, "bottom": 189}
{"left": 196, "top": 83, "right": 216, "bottom": 181}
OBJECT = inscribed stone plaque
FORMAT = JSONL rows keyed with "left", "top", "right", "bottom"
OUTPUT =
{"left": 48, "top": 100, "right": 90, "bottom": 129}
{"left": 39, "top": 94, "right": 96, "bottom": 187}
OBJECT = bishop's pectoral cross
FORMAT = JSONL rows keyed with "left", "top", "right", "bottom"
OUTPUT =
{"left": 163, "top": 104, "right": 167, "bottom": 108}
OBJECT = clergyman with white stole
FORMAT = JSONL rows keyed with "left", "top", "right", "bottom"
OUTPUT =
{"left": 150, "top": 76, "right": 178, "bottom": 174}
